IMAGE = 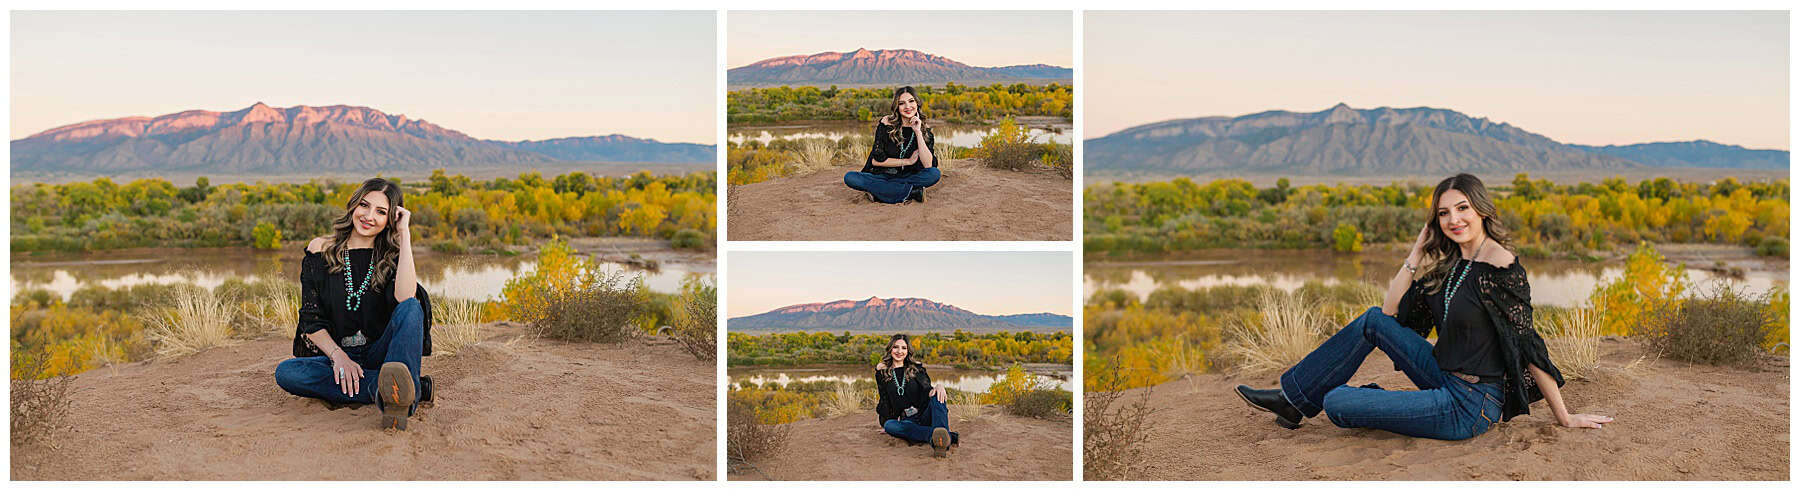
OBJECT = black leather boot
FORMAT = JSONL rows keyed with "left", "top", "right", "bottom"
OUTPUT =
{"left": 908, "top": 186, "right": 926, "bottom": 203}
{"left": 1235, "top": 385, "right": 1303, "bottom": 429}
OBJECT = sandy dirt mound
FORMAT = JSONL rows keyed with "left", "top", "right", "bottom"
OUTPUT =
{"left": 727, "top": 161, "right": 1072, "bottom": 241}
{"left": 1113, "top": 337, "right": 1787, "bottom": 480}
{"left": 12, "top": 324, "right": 715, "bottom": 480}
{"left": 732, "top": 405, "right": 1072, "bottom": 480}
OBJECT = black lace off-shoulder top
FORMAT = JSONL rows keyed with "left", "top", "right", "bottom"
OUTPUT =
{"left": 291, "top": 247, "right": 434, "bottom": 360}
{"left": 1394, "top": 258, "right": 1564, "bottom": 422}
{"left": 861, "top": 121, "right": 938, "bottom": 176}
{"left": 874, "top": 362, "right": 935, "bottom": 425}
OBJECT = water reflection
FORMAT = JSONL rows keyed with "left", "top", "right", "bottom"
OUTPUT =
{"left": 729, "top": 364, "right": 1074, "bottom": 393}
{"left": 12, "top": 248, "right": 714, "bottom": 301}
{"left": 729, "top": 120, "right": 1072, "bottom": 147}
{"left": 1085, "top": 250, "right": 1787, "bottom": 308}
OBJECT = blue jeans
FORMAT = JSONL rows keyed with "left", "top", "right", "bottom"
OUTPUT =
{"left": 275, "top": 298, "right": 424, "bottom": 411}
{"left": 845, "top": 168, "right": 941, "bottom": 204}
{"left": 1279, "top": 307, "right": 1504, "bottom": 440}
{"left": 881, "top": 397, "right": 950, "bottom": 443}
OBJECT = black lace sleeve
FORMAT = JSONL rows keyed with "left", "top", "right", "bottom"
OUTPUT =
{"left": 293, "top": 250, "right": 331, "bottom": 357}
{"left": 1393, "top": 279, "right": 1434, "bottom": 338}
{"left": 874, "top": 367, "right": 896, "bottom": 424}
{"left": 866, "top": 122, "right": 892, "bottom": 166}
{"left": 1477, "top": 259, "right": 1564, "bottom": 420}
{"left": 416, "top": 284, "right": 435, "bottom": 356}
{"left": 922, "top": 127, "right": 938, "bottom": 168}
{"left": 1487, "top": 262, "right": 1560, "bottom": 380}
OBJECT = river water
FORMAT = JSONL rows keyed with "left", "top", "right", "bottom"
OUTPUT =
{"left": 1086, "top": 249, "right": 1787, "bottom": 308}
{"left": 729, "top": 364, "right": 1074, "bottom": 394}
{"left": 12, "top": 247, "right": 714, "bottom": 302}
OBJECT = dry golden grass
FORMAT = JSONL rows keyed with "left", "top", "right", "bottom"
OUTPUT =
{"left": 819, "top": 382, "right": 871, "bottom": 418}
{"left": 142, "top": 288, "right": 235, "bottom": 358}
{"left": 243, "top": 285, "right": 300, "bottom": 336}
{"left": 1221, "top": 290, "right": 1330, "bottom": 374}
{"left": 431, "top": 297, "right": 490, "bottom": 355}
{"left": 791, "top": 139, "right": 839, "bottom": 175}
{"left": 1545, "top": 305, "right": 1604, "bottom": 380}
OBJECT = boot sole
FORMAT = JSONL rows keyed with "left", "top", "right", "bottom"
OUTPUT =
{"left": 931, "top": 427, "right": 950, "bottom": 458}
{"left": 378, "top": 362, "right": 415, "bottom": 431}
{"left": 1234, "top": 385, "right": 1301, "bottom": 430}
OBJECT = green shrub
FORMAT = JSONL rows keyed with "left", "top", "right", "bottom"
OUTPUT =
{"left": 1756, "top": 236, "right": 1788, "bottom": 257}
{"left": 1083, "top": 358, "right": 1155, "bottom": 481}
{"left": 1005, "top": 389, "right": 1073, "bottom": 419}
{"left": 726, "top": 397, "right": 791, "bottom": 477}
{"left": 1646, "top": 283, "right": 1775, "bottom": 367}
{"left": 251, "top": 221, "right": 282, "bottom": 250}
{"left": 527, "top": 268, "right": 648, "bottom": 343}
{"left": 1331, "top": 222, "right": 1364, "bottom": 252}
{"left": 670, "top": 228, "right": 711, "bottom": 250}
{"left": 10, "top": 356, "right": 74, "bottom": 447}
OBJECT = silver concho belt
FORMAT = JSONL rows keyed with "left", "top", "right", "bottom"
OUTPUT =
{"left": 340, "top": 332, "right": 368, "bottom": 348}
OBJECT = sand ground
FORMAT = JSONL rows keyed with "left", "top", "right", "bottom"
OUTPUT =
{"left": 1108, "top": 337, "right": 1788, "bottom": 480}
{"left": 731, "top": 406, "right": 1073, "bottom": 481}
{"left": 727, "top": 160, "right": 1072, "bottom": 241}
{"left": 11, "top": 324, "right": 716, "bottom": 480}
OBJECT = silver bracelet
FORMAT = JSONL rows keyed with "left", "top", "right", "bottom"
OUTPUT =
{"left": 1403, "top": 261, "right": 1417, "bottom": 274}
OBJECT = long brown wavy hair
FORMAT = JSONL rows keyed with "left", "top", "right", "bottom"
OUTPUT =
{"left": 322, "top": 178, "right": 404, "bottom": 283}
{"left": 881, "top": 86, "right": 931, "bottom": 149}
{"left": 877, "top": 333, "right": 923, "bottom": 384}
{"left": 1418, "top": 173, "right": 1512, "bottom": 293}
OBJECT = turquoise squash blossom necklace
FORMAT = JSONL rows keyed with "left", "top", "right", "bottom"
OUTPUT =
{"left": 1441, "top": 238, "right": 1486, "bottom": 326}
{"left": 341, "top": 249, "right": 376, "bottom": 311}
{"left": 892, "top": 366, "right": 905, "bottom": 396}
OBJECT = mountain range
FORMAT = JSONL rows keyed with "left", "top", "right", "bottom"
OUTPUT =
{"left": 11, "top": 103, "right": 714, "bottom": 175}
{"left": 728, "top": 296, "right": 1072, "bottom": 334}
{"left": 728, "top": 48, "right": 1071, "bottom": 87}
{"left": 1086, "top": 104, "right": 1788, "bottom": 176}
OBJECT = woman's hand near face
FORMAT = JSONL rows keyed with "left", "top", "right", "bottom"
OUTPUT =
{"left": 392, "top": 205, "right": 418, "bottom": 302}
{"left": 393, "top": 206, "right": 412, "bottom": 244}
{"left": 1408, "top": 223, "right": 1430, "bottom": 261}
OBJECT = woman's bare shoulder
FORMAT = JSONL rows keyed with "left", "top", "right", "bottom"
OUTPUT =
{"left": 1478, "top": 245, "right": 1517, "bottom": 269}
{"left": 306, "top": 237, "right": 330, "bottom": 253}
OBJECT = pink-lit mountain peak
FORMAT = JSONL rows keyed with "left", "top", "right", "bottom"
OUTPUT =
{"left": 771, "top": 296, "right": 965, "bottom": 314}
{"left": 746, "top": 48, "right": 967, "bottom": 69}
{"left": 27, "top": 103, "right": 463, "bottom": 142}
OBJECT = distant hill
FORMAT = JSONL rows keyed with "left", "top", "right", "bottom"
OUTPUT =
{"left": 12, "top": 103, "right": 714, "bottom": 175}
{"left": 494, "top": 135, "right": 715, "bottom": 164}
{"left": 1087, "top": 104, "right": 1788, "bottom": 176}
{"left": 729, "top": 296, "right": 1072, "bottom": 334}
{"left": 728, "top": 48, "right": 1071, "bottom": 87}
{"left": 1571, "top": 140, "right": 1789, "bottom": 170}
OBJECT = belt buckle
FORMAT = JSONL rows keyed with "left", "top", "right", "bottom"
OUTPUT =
{"left": 1453, "top": 372, "right": 1480, "bottom": 384}
{"left": 340, "top": 332, "right": 367, "bottom": 348}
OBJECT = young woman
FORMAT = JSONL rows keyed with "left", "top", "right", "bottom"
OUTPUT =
{"left": 1235, "top": 173, "right": 1612, "bottom": 440}
{"left": 275, "top": 177, "right": 434, "bottom": 431}
{"left": 845, "top": 86, "right": 939, "bottom": 204}
{"left": 874, "top": 334, "right": 960, "bottom": 457}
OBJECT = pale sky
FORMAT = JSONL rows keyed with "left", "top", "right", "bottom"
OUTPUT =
{"left": 1086, "top": 11, "right": 1789, "bottom": 150}
{"left": 727, "top": 11, "right": 1072, "bottom": 68}
{"left": 11, "top": 11, "right": 716, "bottom": 143}
{"left": 727, "top": 251, "right": 1073, "bottom": 318}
